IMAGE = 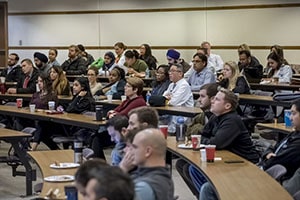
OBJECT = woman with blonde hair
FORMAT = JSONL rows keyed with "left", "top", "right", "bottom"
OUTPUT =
{"left": 50, "top": 66, "right": 71, "bottom": 96}
{"left": 219, "top": 61, "right": 250, "bottom": 94}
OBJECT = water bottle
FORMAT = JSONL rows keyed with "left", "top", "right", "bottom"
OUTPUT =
{"left": 74, "top": 140, "right": 83, "bottom": 164}
{"left": 65, "top": 185, "right": 78, "bottom": 200}
{"left": 95, "top": 105, "right": 104, "bottom": 121}
{"left": 176, "top": 117, "right": 186, "bottom": 142}
{"left": 145, "top": 68, "right": 150, "bottom": 78}
{"left": 146, "top": 91, "right": 151, "bottom": 105}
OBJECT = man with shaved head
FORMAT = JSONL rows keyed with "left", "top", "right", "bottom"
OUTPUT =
{"left": 125, "top": 128, "right": 174, "bottom": 200}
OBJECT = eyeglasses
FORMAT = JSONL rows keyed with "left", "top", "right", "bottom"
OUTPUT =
{"left": 168, "top": 70, "right": 182, "bottom": 73}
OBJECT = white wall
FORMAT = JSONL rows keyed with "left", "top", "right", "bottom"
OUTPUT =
{"left": 6, "top": 0, "right": 300, "bottom": 66}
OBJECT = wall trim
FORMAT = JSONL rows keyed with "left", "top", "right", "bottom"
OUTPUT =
{"left": 8, "top": 45, "right": 300, "bottom": 51}
{"left": 8, "top": 3, "right": 300, "bottom": 16}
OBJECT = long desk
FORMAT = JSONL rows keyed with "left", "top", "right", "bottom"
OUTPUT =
{"left": 0, "top": 105, "right": 105, "bottom": 130}
{"left": 0, "top": 93, "right": 73, "bottom": 104}
{"left": 239, "top": 94, "right": 292, "bottom": 108}
{"left": 256, "top": 122, "right": 293, "bottom": 134}
{"left": 98, "top": 100, "right": 202, "bottom": 117}
{"left": 250, "top": 83, "right": 300, "bottom": 91}
{"left": 167, "top": 137, "right": 292, "bottom": 200}
{"left": 0, "top": 128, "right": 35, "bottom": 196}
{"left": 28, "top": 150, "right": 82, "bottom": 199}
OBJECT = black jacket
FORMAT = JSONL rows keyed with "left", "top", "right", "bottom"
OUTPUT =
{"left": 260, "top": 131, "right": 300, "bottom": 180}
{"left": 66, "top": 95, "right": 95, "bottom": 114}
{"left": 1, "top": 65, "right": 23, "bottom": 83}
{"left": 95, "top": 79, "right": 126, "bottom": 100}
{"left": 219, "top": 76, "right": 250, "bottom": 94}
{"left": 16, "top": 68, "right": 39, "bottom": 94}
{"left": 201, "top": 111, "right": 259, "bottom": 163}
{"left": 61, "top": 57, "right": 86, "bottom": 75}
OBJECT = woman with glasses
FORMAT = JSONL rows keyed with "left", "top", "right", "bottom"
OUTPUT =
{"left": 87, "top": 66, "right": 102, "bottom": 96}
{"left": 139, "top": 44, "right": 157, "bottom": 70}
{"left": 151, "top": 64, "right": 170, "bottom": 96}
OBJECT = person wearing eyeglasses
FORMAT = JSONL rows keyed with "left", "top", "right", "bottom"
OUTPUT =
{"left": 187, "top": 53, "right": 215, "bottom": 91}
{"left": 151, "top": 64, "right": 171, "bottom": 96}
{"left": 87, "top": 66, "right": 102, "bottom": 96}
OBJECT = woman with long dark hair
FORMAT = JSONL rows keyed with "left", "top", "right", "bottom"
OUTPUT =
{"left": 139, "top": 44, "right": 157, "bottom": 70}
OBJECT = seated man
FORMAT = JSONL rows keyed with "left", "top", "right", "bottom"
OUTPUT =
{"left": 201, "top": 41, "right": 224, "bottom": 74}
{"left": 127, "top": 106, "right": 159, "bottom": 131}
{"left": 238, "top": 50, "right": 263, "bottom": 83}
{"left": 1, "top": 53, "right": 23, "bottom": 83}
{"left": 122, "top": 128, "right": 174, "bottom": 200}
{"left": 187, "top": 53, "right": 215, "bottom": 91}
{"left": 7, "top": 58, "right": 39, "bottom": 94}
{"left": 189, "top": 87, "right": 259, "bottom": 195}
{"left": 75, "top": 159, "right": 135, "bottom": 200}
{"left": 166, "top": 49, "right": 191, "bottom": 73}
{"left": 33, "top": 52, "right": 51, "bottom": 76}
{"left": 61, "top": 44, "right": 86, "bottom": 75}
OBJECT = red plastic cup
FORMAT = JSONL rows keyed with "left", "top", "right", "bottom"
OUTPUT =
{"left": 16, "top": 98, "right": 23, "bottom": 108}
{"left": 159, "top": 125, "right": 168, "bottom": 139}
{"left": 205, "top": 145, "right": 216, "bottom": 162}
{"left": 191, "top": 135, "right": 201, "bottom": 150}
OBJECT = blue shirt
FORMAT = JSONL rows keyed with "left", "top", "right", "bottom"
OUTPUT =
{"left": 188, "top": 67, "right": 216, "bottom": 91}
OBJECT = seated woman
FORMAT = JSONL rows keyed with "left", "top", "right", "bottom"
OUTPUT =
{"left": 151, "top": 64, "right": 171, "bottom": 96}
{"left": 98, "top": 51, "right": 117, "bottom": 76}
{"left": 47, "top": 48, "right": 60, "bottom": 67}
{"left": 66, "top": 76, "right": 95, "bottom": 113}
{"left": 139, "top": 44, "right": 157, "bottom": 71}
{"left": 30, "top": 74, "right": 59, "bottom": 150}
{"left": 107, "top": 77, "right": 146, "bottom": 118}
{"left": 95, "top": 66, "right": 126, "bottom": 100}
{"left": 50, "top": 65, "right": 71, "bottom": 96}
{"left": 219, "top": 61, "right": 250, "bottom": 94}
{"left": 124, "top": 50, "right": 148, "bottom": 78}
{"left": 87, "top": 66, "right": 102, "bottom": 96}
{"left": 265, "top": 52, "right": 293, "bottom": 84}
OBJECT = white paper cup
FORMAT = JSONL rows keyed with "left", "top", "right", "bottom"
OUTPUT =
{"left": 121, "top": 95, "right": 127, "bottom": 102}
{"left": 107, "top": 95, "right": 113, "bottom": 103}
{"left": 0, "top": 77, "right": 5, "bottom": 83}
{"left": 48, "top": 101, "right": 55, "bottom": 110}
{"left": 29, "top": 104, "right": 36, "bottom": 113}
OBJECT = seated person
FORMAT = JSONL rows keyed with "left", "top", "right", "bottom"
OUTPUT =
{"left": 66, "top": 77, "right": 95, "bottom": 113}
{"left": 95, "top": 66, "right": 126, "bottom": 100}
{"left": 75, "top": 159, "right": 135, "bottom": 200}
{"left": 30, "top": 74, "right": 58, "bottom": 150}
{"left": 237, "top": 43, "right": 260, "bottom": 66}
{"left": 238, "top": 50, "right": 263, "bottom": 83}
{"left": 121, "top": 128, "right": 174, "bottom": 200}
{"left": 77, "top": 44, "right": 95, "bottom": 67}
{"left": 97, "top": 51, "right": 117, "bottom": 75}
{"left": 163, "top": 63, "right": 194, "bottom": 107}
{"left": 1, "top": 53, "right": 23, "bottom": 83}
{"left": 107, "top": 77, "right": 146, "bottom": 118}
{"left": 7, "top": 58, "right": 39, "bottom": 94}
{"left": 166, "top": 48, "right": 191, "bottom": 73}
{"left": 124, "top": 50, "right": 148, "bottom": 78}
{"left": 87, "top": 66, "right": 102, "bottom": 96}
{"left": 189, "top": 88, "right": 259, "bottom": 194}
{"left": 34, "top": 52, "right": 51, "bottom": 76}
{"left": 151, "top": 64, "right": 170, "bottom": 96}
{"left": 106, "top": 115, "right": 128, "bottom": 166}
{"left": 50, "top": 65, "right": 71, "bottom": 96}
{"left": 139, "top": 44, "right": 157, "bottom": 71}
{"left": 265, "top": 52, "right": 293, "bottom": 84}
{"left": 47, "top": 48, "right": 60, "bottom": 67}
{"left": 187, "top": 53, "right": 215, "bottom": 91}
{"left": 61, "top": 45, "right": 86, "bottom": 75}
{"left": 219, "top": 61, "right": 250, "bottom": 94}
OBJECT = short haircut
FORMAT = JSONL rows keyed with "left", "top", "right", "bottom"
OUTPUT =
{"left": 88, "top": 66, "right": 99, "bottom": 76}
{"left": 171, "top": 63, "right": 184, "bottom": 72}
{"left": 201, "top": 41, "right": 211, "bottom": 47}
{"left": 126, "top": 77, "right": 144, "bottom": 95}
{"left": 200, "top": 83, "right": 219, "bottom": 98}
{"left": 239, "top": 50, "right": 251, "bottom": 58}
{"left": 106, "top": 115, "right": 129, "bottom": 133}
{"left": 21, "top": 58, "right": 33, "bottom": 66}
{"left": 292, "top": 99, "right": 300, "bottom": 113}
{"left": 93, "top": 166, "right": 134, "bottom": 200}
{"left": 218, "top": 87, "right": 239, "bottom": 111}
{"left": 10, "top": 53, "right": 19, "bottom": 61}
{"left": 75, "top": 159, "right": 108, "bottom": 187}
{"left": 69, "top": 44, "right": 79, "bottom": 52}
{"left": 238, "top": 44, "right": 251, "bottom": 52}
{"left": 193, "top": 53, "right": 207, "bottom": 66}
{"left": 128, "top": 106, "right": 159, "bottom": 128}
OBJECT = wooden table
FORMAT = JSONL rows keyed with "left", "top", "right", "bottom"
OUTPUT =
{"left": 0, "top": 93, "right": 72, "bottom": 104}
{"left": 167, "top": 137, "right": 292, "bottom": 200}
{"left": 239, "top": 94, "right": 292, "bottom": 108}
{"left": 256, "top": 122, "right": 293, "bottom": 134}
{"left": 97, "top": 100, "right": 202, "bottom": 117}
{"left": 0, "top": 128, "right": 35, "bottom": 196}
{"left": 250, "top": 83, "right": 300, "bottom": 91}
{"left": 28, "top": 150, "right": 82, "bottom": 200}
{"left": 0, "top": 105, "right": 106, "bottom": 130}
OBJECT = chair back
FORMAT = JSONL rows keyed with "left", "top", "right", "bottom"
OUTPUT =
{"left": 265, "top": 164, "right": 287, "bottom": 182}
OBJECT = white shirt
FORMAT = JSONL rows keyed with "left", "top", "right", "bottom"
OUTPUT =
{"left": 207, "top": 53, "right": 224, "bottom": 74}
{"left": 116, "top": 54, "right": 127, "bottom": 74}
{"left": 163, "top": 78, "right": 194, "bottom": 107}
